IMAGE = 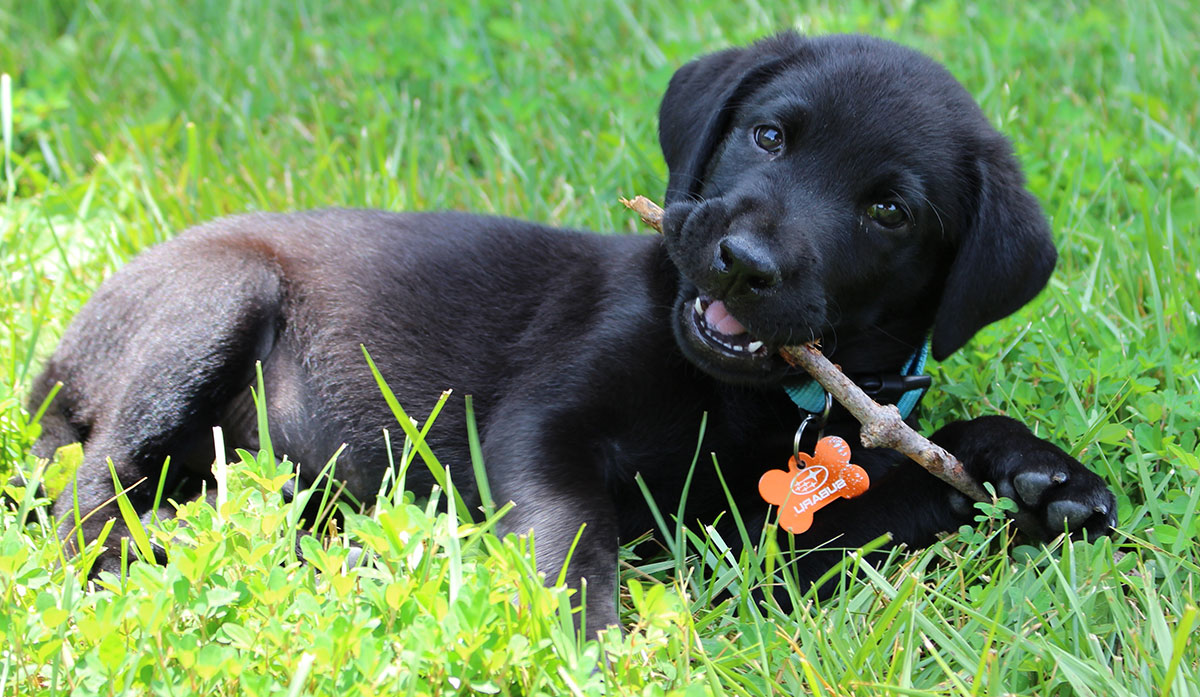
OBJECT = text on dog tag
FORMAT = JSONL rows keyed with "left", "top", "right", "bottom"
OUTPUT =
{"left": 758, "top": 435, "right": 870, "bottom": 534}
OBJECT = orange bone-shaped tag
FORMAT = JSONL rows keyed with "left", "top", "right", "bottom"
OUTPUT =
{"left": 758, "top": 436, "right": 870, "bottom": 534}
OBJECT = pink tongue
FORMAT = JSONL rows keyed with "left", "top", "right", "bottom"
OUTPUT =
{"left": 704, "top": 300, "right": 748, "bottom": 336}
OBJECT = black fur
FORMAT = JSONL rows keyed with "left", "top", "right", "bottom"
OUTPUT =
{"left": 28, "top": 33, "right": 1114, "bottom": 635}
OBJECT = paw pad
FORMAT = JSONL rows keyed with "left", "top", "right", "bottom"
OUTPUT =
{"left": 1013, "top": 470, "right": 1065, "bottom": 506}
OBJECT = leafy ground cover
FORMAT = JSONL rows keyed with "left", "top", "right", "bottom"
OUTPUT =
{"left": 1, "top": 0, "right": 1197, "bottom": 694}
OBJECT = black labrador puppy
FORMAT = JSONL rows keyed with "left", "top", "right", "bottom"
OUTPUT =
{"left": 28, "top": 32, "right": 1115, "bottom": 634}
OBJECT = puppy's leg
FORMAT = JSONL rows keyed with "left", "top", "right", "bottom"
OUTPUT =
{"left": 930, "top": 415, "right": 1116, "bottom": 538}
{"left": 39, "top": 257, "right": 282, "bottom": 574}
{"left": 498, "top": 483, "right": 620, "bottom": 637}
{"left": 483, "top": 418, "right": 620, "bottom": 637}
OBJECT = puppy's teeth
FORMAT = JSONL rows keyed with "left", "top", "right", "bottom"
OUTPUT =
{"left": 747, "top": 341, "right": 764, "bottom": 353}
{"left": 694, "top": 297, "right": 704, "bottom": 315}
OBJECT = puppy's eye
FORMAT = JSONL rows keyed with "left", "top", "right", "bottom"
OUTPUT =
{"left": 752, "top": 125, "right": 784, "bottom": 154}
{"left": 866, "top": 201, "right": 908, "bottom": 229}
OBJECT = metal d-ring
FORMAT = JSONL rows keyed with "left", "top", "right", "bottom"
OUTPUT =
{"left": 792, "top": 392, "right": 833, "bottom": 461}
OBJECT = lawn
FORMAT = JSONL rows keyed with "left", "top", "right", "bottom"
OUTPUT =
{"left": 1, "top": 0, "right": 1198, "bottom": 695}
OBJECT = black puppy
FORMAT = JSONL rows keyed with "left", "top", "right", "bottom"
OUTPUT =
{"left": 28, "top": 33, "right": 1114, "bottom": 634}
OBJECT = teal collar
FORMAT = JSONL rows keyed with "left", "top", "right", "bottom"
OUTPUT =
{"left": 784, "top": 340, "right": 931, "bottom": 419}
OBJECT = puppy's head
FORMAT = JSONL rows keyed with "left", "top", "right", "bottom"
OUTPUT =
{"left": 658, "top": 33, "right": 1055, "bottom": 385}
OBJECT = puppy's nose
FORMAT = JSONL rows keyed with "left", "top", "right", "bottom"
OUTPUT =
{"left": 714, "top": 235, "right": 781, "bottom": 298}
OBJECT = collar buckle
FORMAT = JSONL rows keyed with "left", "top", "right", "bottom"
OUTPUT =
{"left": 852, "top": 373, "right": 932, "bottom": 403}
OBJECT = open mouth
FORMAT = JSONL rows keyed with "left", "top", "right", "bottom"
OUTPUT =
{"left": 673, "top": 292, "right": 800, "bottom": 384}
{"left": 689, "top": 296, "right": 771, "bottom": 358}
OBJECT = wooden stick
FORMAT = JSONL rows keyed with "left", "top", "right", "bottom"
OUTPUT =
{"left": 778, "top": 344, "right": 987, "bottom": 497}
{"left": 620, "top": 195, "right": 1043, "bottom": 535}
{"left": 619, "top": 196, "right": 664, "bottom": 231}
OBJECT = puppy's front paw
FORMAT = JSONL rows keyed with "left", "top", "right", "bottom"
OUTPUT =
{"left": 934, "top": 415, "right": 1116, "bottom": 540}
{"left": 998, "top": 449, "right": 1116, "bottom": 539}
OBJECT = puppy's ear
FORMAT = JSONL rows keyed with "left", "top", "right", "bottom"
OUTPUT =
{"left": 931, "top": 147, "right": 1056, "bottom": 360}
{"left": 659, "top": 33, "right": 804, "bottom": 203}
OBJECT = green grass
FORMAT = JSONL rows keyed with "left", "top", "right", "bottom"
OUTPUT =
{"left": 2, "top": 0, "right": 1198, "bottom": 694}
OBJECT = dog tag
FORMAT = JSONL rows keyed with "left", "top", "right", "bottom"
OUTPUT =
{"left": 758, "top": 436, "right": 870, "bottom": 534}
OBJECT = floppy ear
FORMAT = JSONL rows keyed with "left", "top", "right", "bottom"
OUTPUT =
{"left": 659, "top": 33, "right": 804, "bottom": 204}
{"left": 931, "top": 149, "right": 1057, "bottom": 360}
